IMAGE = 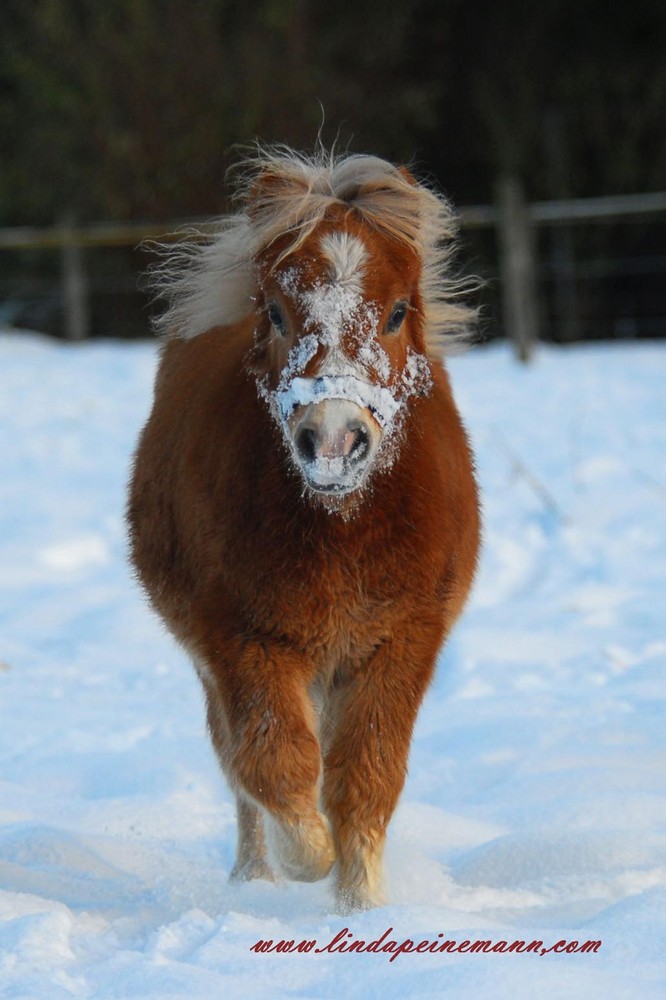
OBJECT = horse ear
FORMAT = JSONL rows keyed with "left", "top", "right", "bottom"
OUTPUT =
{"left": 244, "top": 170, "right": 281, "bottom": 217}
{"left": 398, "top": 165, "right": 419, "bottom": 187}
{"left": 245, "top": 169, "right": 308, "bottom": 219}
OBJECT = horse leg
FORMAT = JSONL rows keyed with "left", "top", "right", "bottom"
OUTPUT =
{"left": 229, "top": 795, "right": 276, "bottom": 882}
{"left": 201, "top": 675, "right": 275, "bottom": 881}
{"left": 200, "top": 636, "right": 335, "bottom": 883}
{"left": 321, "top": 628, "right": 442, "bottom": 912}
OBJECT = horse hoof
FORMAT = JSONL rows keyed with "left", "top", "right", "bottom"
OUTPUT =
{"left": 229, "top": 858, "right": 277, "bottom": 883}
{"left": 335, "top": 884, "right": 386, "bottom": 914}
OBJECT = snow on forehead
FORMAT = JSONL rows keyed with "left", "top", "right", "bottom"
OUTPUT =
{"left": 276, "top": 235, "right": 377, "bottom": 350}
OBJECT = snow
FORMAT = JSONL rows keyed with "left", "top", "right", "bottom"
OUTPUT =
{"left": 261, "top": 261, "right": 434, "bottom": 497}
{"left": 275, "top": 374, "right": 401, "bottom": 428}
{"left": 277, "top": 262, "right": 378, "bottom": 352}
{"left": 265, "top": 259, "right": 434, "bottom": 500}
{"left": 1, "top": 330, "right": 665, "bottom": 998}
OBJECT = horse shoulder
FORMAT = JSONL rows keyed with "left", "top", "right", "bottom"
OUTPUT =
{"left": 421, "top": 361, "right": 481, "bottom": 615}
{"left": 128, "top": 320, "right": 259, "bottom": 621}
{"left": 371, "top": 361, "right": 479, "bottom": 617}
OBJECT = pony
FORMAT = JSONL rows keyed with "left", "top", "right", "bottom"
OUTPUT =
{"left": 127, "top": 146, "right": 480, "bottom": 912}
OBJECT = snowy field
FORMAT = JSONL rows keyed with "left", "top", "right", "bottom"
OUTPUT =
{"left": 1, "top": 330, "right": 665, "bottom": 999}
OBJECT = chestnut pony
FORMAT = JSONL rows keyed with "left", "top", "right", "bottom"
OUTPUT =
{"left": 128, "top": 147, "right": 480, "bottom": 912}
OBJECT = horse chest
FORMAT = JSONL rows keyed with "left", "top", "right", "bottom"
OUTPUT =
{"left": 234, "top": 508, "right": 429, "bottom": 656}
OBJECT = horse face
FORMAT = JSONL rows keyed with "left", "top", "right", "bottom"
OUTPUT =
{"left": 254, "top": 216, "right": 433, "bottom": 501}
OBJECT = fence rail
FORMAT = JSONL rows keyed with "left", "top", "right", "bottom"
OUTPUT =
{"left": 1, "top": 188, "right": 666, "bottom": 355}
{"left": 0, "top": 219, "right": 206, "bottom": 250}
{"left": 460, "top": 190, "right": 666, "bottom": 229}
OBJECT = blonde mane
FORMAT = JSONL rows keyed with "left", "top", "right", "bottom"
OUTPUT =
{"left": 150, "top": 145, "right": 476, "bottom": 357}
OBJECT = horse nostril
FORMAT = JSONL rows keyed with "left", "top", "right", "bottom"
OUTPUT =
{"left": 348, "top": 423, "right": 370, "bottom": 461}
{"left": 295, "top": 426, "right": 317, "bottom": 464}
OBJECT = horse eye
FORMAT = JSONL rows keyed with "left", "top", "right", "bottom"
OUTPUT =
{"left": 386, "top": 303, "right": 408, "bottom": 334}
{"left": 267, "top": 303, "right": 286, "bottom": 335}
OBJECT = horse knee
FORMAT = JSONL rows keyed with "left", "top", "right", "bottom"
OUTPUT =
{"left": 230, "top": 720, "right": 322, "bottom": 815}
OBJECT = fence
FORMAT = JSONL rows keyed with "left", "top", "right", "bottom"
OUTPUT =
{"left": 1, "top": 187, "right": 666, "bottom": 358}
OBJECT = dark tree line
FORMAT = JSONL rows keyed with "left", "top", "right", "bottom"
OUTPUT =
{"left": 1, "top": 0, "right": 664, "bottom": 225}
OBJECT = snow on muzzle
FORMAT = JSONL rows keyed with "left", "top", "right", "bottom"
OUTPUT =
{"left": 276, "top": 375, "right": 400, "bottom": 494}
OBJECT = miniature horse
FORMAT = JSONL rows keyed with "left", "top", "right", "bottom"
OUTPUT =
{"left": 127, "top": 147, "right": 480, "bottom": 912}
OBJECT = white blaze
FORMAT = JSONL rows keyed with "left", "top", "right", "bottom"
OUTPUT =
{"left": 319, "top": 232, "right": 367, "bottom": 293}
{"left": 277, "top": 233, "right": 372, "bottom": 352}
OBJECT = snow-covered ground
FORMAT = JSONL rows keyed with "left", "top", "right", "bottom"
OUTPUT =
{"left": 1, "top": 331, "right": 664, "bottom": 999}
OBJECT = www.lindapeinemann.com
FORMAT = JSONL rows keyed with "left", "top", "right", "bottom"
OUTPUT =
{"left": 250, "top": 927, "right": 603, "bottom": 961}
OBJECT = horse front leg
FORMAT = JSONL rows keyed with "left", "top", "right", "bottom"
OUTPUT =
{"left": 200, "top": 635, "right": 336, "bottom": 884}
{"left": 229, "top": 795, "right": 275, "bottom": 882}
{"left": 321, "top": 628, "right": 442, "bottom": 912}
{"left": 202, "top": 677, "right": 274, "bottom": 882}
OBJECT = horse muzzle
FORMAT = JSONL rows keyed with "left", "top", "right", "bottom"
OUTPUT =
{"left": 288, "top": 397, "right": 381, "bottom": 494}
{"left": 275, "top": 374, "right": 399, "bottom": 495}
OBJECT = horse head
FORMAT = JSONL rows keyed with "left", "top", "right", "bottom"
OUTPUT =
{"left": 150, "top": 148, "right": 474, "bottom": 506}
{"left": 251, "top": 204, "right": 434, "bottom": 505}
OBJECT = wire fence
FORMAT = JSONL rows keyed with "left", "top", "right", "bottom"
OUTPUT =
{"left": 1, "top": 187, "right": 665, "bottom": 357}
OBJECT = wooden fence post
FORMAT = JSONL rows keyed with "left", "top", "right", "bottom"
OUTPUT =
{"left": 61, "top": 215, "right": 89, "bottom": 341}
{"left": 496, "top": 175, "right": 538, "bottom": 361}
{"left": 544, "top": 110, "right": 579, "bottom": 343}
